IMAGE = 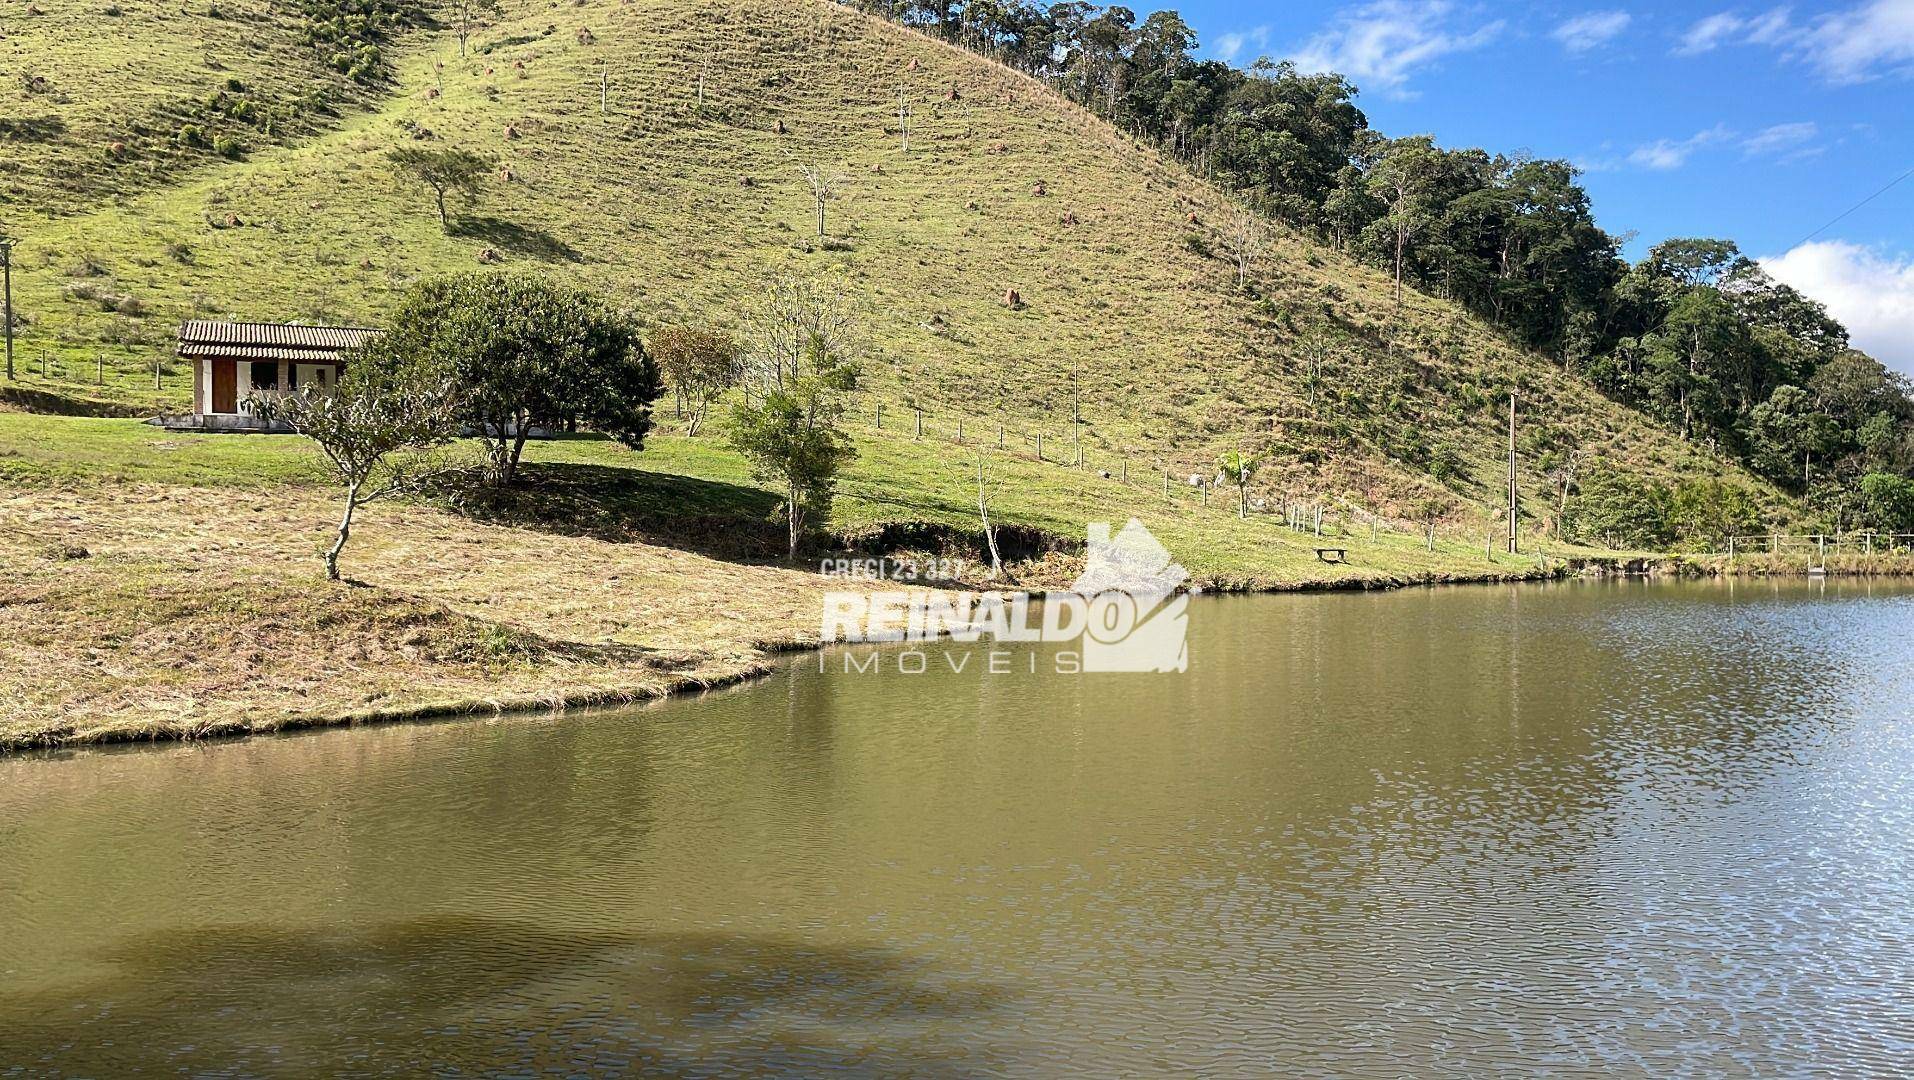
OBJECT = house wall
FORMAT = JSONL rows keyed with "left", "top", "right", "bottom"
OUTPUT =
{"left": 192, "top": 355, "right": 345, "bottom": 416}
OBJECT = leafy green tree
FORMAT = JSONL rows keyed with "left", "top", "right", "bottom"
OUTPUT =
{"left": 1747, "top": 385, "right": 1840, "bottom": 489}
{"left": 651, "top": 325, "right": 743, "bottom": 436}
{"left": 1643, "top": 237, "right": 1741, "bottom": 288}
{"left": 388, "top": 147, "right": 493, "bottom": 233}
{"left": 1362, "top": 136, "right": 1448, "bottom": 312}
{"left": 726, "top": 346, "right": 860, "bottom": 560}
{"left": 1210, "top": 60, "right": 1367, "bottom": 228}
{"left": 366, "top": 274, "right": 661, "bottom": 486}
{"left": 252, "top": 352, "right": 460, "bottom": 581}
{"left": 1215, "top": 449, "right": 1261, "bottom": 518}
{"left": 1564, "top": 469, "right": 1671, "bottom": 550}
{"left": 1667, "top": 479, "right": 1760, "bottom": 552}
{"left": 1855, "top": 473, "right": 1914, "bottom": 533}
{"left": 1638, "top": 288, "right": 1751, "bottom": 441}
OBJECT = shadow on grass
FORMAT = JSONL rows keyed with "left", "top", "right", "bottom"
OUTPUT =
{"left": 451, "top": 216, "right": 583, "bottom": 262}
{"left": 0, "top": 114, "right": 67, "bottom": 142}
{"left": 433, "top": 461, "right": 789, "bottom": 560}
{"left": 0, "top": 915, "right": 1016, "bottom": 1075}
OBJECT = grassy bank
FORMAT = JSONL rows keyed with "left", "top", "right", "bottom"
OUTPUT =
{"left": 1679, "top": 552, "right": 1914, "bottom": 576}
{"left": 0, "top": 412, "right": 1591, "bottom": 751}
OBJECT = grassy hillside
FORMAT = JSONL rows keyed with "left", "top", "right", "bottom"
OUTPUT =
{"left": 1, "top": 0, "right": 1774, "bottom": 530}
{"left": 0, "top": 0, "right": 396, "bottom": 217}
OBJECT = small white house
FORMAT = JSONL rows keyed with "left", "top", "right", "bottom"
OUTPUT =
{"left": 169, "top": 320, "right": 382, "bottom": 430}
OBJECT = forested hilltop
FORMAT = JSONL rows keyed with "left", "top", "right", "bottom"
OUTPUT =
{"left": 843, "top": 2, "right": 1914, "bottom": 539}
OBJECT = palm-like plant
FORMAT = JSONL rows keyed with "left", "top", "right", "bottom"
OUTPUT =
{"left": 1216, "top": 450, "right": 1262, "bottom": 519}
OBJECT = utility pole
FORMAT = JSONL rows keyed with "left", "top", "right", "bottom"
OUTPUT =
{"left": 1505, "top": 395, "right": 1519, "bottom": 553}
{"left": 1, "top": 230, "right": 15, "bottom": 381}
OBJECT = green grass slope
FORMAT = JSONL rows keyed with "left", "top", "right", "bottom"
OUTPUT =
{"left": 1, "top": 0, "right": 1774, "bottom": 534}
{"left": 1, "top": 0, "right": 392, "bottom": 217}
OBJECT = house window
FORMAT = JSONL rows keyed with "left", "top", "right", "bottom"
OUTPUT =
{"left": 296, "top": 364, "right": 335, "bottom": 393}
{"left": 249, "top": 361, "right": 277, "bottom": 390}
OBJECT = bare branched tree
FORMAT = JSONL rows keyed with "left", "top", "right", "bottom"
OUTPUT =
{"left": 456, "top": 0, "right": 502, "bottom": 59}
{"left": 1296, "top": 317, "right": 1344, "bottom": 406}
{"left": 741, "top": 273, "right": 864, "bottom": 391}
{"left": 796, "top": 161, "right": 846, "bottom": 238}
{"left": 1218, "top": 209, "right": 1268, "bottom": 289}
{"left": 977, "top": 456, "right": 1012, "bottom": 582}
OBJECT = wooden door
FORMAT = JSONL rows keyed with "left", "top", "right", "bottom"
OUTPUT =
{"left": 211, "top": 359, "right": 236, "bottom": 414}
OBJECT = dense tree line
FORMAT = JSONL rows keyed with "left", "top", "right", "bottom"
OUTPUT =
{"left": 845, "top": 1, "right": 1914, "bottom": 531}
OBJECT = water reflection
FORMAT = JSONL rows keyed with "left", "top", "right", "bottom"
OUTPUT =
{"left": 1, "top": 918, "right": 1013, "bottom": 1075}
{"left": 2, "top": 580, "right": 1910, "bottom": 1074}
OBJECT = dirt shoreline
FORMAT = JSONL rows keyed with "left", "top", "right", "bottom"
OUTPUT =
{"left": 4, "top": 561, "right": 1576, "bottom": 757}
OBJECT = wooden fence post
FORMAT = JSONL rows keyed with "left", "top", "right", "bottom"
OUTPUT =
{"left": 97, "top": 354, "right": 105, "bottom": 385}
{"left": 914, "top": 407, "right": 923, "bottom": 438}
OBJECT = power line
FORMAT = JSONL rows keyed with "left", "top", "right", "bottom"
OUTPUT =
{"left": 1791, "top": 161, "right": 1914, "bottom": 249}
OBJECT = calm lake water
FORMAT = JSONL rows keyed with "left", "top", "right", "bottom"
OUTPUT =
{"left": 3, "top": 580, "right": 1912, "bottom": 1076}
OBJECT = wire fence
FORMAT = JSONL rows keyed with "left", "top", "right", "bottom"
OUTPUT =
{"left": 1720, "top": 534, "right": 1914, "bottom": 558}
{"left": 852, "top": 401, "right": 1425, "bottom": 539}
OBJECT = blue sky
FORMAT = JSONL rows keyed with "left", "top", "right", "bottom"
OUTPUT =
{"left": 1144, "top": 0, "right": 1914, "bottom": 373}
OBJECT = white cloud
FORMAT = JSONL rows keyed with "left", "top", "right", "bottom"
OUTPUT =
{"left": 1674, "top": 6, "right": 1793, "bottom": 55}
{"left": 1741, "top": 120, "right": 1820, "bottom": 157}
{"left": 1287, "top": 1, "right": 1504, "bottom": 97}
{"left": 1674, "top": 2, "right": 1914, "bottom": 81}
{"left": 1797, "top": 0, "right": 1914, "bottom": 82}
{"left": 1763, "top": 241, "right": 1914, "bottom": 375}
{"left": 1214, "top": 26, "right": 1271, "bottom": 64}
{"left": 1628, "top": 124, "right": 1733, "bottom": 170}
{"left": 1553, "top": 11, "right": 1633, "bottom": 53}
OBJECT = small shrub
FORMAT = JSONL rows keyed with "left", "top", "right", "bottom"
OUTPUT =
{"left": 114, "top": 295, "right": 146, "bottom": 317}
{"left": 176, "top": 123, "right": 207, "bottom": 148}
{"left": 212, "top": 134, "right": 246, "bottom": 158}
{"left": 165, "top": 241, "right": 195, "bottom": 264}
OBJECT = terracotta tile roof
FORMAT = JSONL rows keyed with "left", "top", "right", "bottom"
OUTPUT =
{"left": 176, "top": 320, "right": 383, "bottom": 361}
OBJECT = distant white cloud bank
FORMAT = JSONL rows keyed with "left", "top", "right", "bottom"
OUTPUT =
{"left": 1762, "top": 241, "right": 1914, "bottom": 376}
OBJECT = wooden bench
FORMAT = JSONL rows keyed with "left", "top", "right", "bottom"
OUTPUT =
{"left": 1315, "top": 547, "right": 1348, "bottom": 563}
